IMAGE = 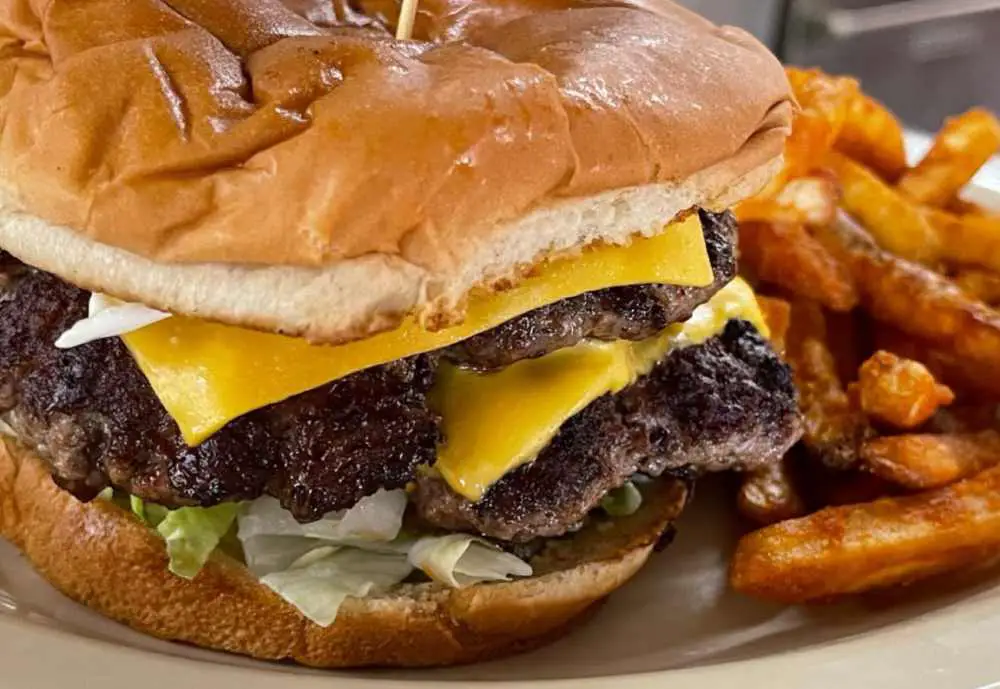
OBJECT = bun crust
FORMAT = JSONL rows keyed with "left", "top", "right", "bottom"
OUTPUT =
{"left": 0, "top": 439, "right": 688, "bottom": 667}
{"left": 0, "top": 0, "right": 791, "bottom": 342}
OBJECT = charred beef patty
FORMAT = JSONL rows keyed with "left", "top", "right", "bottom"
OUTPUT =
{"left": 416, "top": 320, "right": 803, "bottom": 542}
{"left": 444, "top": 209, "right": 736, "bottom": 370}
{"left": 0, "top": 209, "right": 793, "bottom": 534}
{"left": 0, "top": 251, "right": 439, "bottom": 521}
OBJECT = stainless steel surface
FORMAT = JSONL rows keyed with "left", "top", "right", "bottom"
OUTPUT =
{"left": 824, "top": 0, "right": 1000, "bottom": 37}
{"left": 784, "top": 0, "right": 1000, "bottom": 131}
{"left": 676, "top": 0, "right": 784, "bottom": 45}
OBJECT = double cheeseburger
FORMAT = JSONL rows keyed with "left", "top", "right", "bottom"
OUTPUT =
{"left": 0, "top": 0, "right": 802, "bottom": 668}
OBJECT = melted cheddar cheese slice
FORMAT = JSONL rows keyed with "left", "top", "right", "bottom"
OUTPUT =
{"left": 433, "top": 278, "right": 767, "bottom": 501}
{"left": 125, "top": 214, "right": 712, "bottom": 445}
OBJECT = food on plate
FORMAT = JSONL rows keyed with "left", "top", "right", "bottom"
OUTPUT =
{"left": 732, "top": 68, "right": 1000, "bottom": 602}
{"left": 951, "top": 268, "right": 1000, "bottom": 305}
{"left": 737, "top": 459, "right": 806, "bottom": 526}
{"left": 0, "top": 0, "right": 800, "bottom": 668}
{"left": 813, "top": 217, "right": 1000, "bottom": 396}
{"left": 925, "top": 207, "right": 1000, "bottom": 273}
{"left": 848, "top": 351, "right": 954, "bottom": 430}
{"left": 784, "top": 299, "right": 872, "bottom": 469}
{"left": 756, "top": 296, "right": 792, "bottom": 354}
{"left": 897, "top": 109, "right": 1000, "bottom": 207}
{"left": 861, "top": 431, "right": 1000, "bottom": 490}
{"left": 731, "top": 466, "right": 1000, "bottom": 603}
{"left": 822, "top": 151, "right": 942, "bottom": 263}
{"left": 738, "top": 220, "right": 857, "bottom": 311}
{"left": 835, "top": 91, "right": 908, "bottom": 182}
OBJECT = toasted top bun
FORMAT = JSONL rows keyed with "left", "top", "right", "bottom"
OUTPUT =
{"left": 0, "top": 0, "right": 791, "bottom": 342}
{"left": 0, "top": 438, "right": 688, "bottom": 667}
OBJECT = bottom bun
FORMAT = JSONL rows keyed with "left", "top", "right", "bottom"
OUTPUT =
{"left": 0, "top": 438, "right": 689, "bottom": 668}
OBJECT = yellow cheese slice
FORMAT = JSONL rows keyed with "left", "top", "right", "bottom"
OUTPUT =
{"left": 125, "top": 214, "right": 712, "bottom": 444}
{"left": 433, "top": 278, "right": 767, "bottom": 501}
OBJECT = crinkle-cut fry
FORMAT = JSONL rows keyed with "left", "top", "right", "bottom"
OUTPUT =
{"left": 849, "top": 350, "right": 954, "bottom": 430}
{"left": 824, "top": 151, "right": 942, "bottom": 263}
{"left": 775, "top": 176, "right": 839, "bottom": 227}
{"left": 784, "top": 68, "right": 859, "bottom": 178}
{"left": 738, "top": 459, "right": 806, "bottom": 526}
{"left": 786, "top": 300, "right": 872, "bottom": 469}
{"left": 813, "top": 215, "right": 1000, "bottom": 396}
{"left": 730, "top": 465, "right": 1000, "bottom": 603}
{"left": 756, "top": 296, "right": 791, "bottom": 354}
{"left": 861, "top": 431, "right": 1000, "bottom": 490}
{"left": 835, "top": 91, "right": 907, "bottom": 182}
{"left": 898, "top": 109, "right": 1000, "bottom": 207}
{"left": 952, "top": 268, "right": 1000, "bottom": 305}
{"left": 739, "top": 221, "right": 858, "bottom": 312}
{"left": 926, "top": 208, "right": 1000, "bottom": 273}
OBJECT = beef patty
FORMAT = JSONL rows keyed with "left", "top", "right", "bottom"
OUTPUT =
{"left": 0, "top": 209, "right": 795, "bottom": 533}
{"left": 416, "top": 320, "right": 803, "bottom": 542}
{"left": 444, "top": 209, "right": 736, "bottom": 369}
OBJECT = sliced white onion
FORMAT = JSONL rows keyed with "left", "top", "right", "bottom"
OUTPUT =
{"left": 408, "top": 534, "right": 533, "bottom": 588}
{"left": 54, "top": 294, "right": 170, "bottom": 349}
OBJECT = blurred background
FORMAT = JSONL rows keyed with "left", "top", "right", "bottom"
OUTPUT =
{"left": 679, "top": 0, "right": 1000, "bottom": 133}
{"left": 679, "top": 0, "right": 1000, "bottom": 188}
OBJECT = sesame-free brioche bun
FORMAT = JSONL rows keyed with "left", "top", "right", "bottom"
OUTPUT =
{"left": 0, "top": 438, "right": 689, "bottom": 667}
{"left": 0, "top": 0, "right": 792, "bottom": 343}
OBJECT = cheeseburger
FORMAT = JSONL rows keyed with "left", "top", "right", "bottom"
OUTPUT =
{"left": 0, "top": 0, "right": 801, "bottom": 668}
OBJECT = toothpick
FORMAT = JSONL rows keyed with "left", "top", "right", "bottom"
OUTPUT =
{"left": 396, "top": 0, "right": 419, "bottom": 40}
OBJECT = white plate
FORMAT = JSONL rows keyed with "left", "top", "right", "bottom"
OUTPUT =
{"left": 2, "top": 188, "right": 999, "bottom": 688}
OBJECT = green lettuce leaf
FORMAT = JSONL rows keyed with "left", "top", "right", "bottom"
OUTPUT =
{"left": 141, "top": 502, "right": 241, "bottom": 579}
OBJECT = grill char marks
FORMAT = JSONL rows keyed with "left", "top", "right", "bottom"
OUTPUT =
{"left": 443, "top": 209, "right": 737, "bottom": 370}
{"left": 0, "top": 253, "right": 440, "bottom": 521}
{"left": 415, "top": 320, "right": 803, "bottom": 542}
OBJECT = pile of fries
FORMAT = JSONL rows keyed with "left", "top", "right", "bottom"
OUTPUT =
{"left": 730, "top": 67, "right": 1000, "bottom": 604}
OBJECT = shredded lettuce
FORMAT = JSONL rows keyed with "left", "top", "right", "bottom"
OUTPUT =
{"left": 153, "top": 503, "right": 241, "bottom": 579}
{"left": 125, "top": 488, "right": 532, "bottom": 626}
{"left": 408, "top": 534, "right": 532, "bottom": 588}
{"left": 601, "top": 481, "right": 643, "bottom": 517}
{"left": 238, "top": 489, "right": 406, "bottom": 543}
{"left": 260, "top": 547, "right": 414, "bottom": 627}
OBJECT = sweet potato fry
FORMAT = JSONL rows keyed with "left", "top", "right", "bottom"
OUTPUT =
{"left": 736, "top": 177, "right": 839, "bottom": 228}
{"left": 730, "top": 465, "right": 1000, "bottom": 603}
{"left": 739, "top": 221, "right": 858, "bottom": 312}
{"left": 898, "top": 109, "right": 1000, "bottom": 207}
{"left": 756, "top": 296, "right": 791, "bottom": 354}
{"left": 738, "top": 459, "right": 807, "bottom": 526}
{"left": 775, "top": 176, "right": 839, "bottom": 227}
{"left": 874, "top": 324, "right": 1000, "bottom": 400}
{"left": 926, "top": 208, "right": 1000, "bottom": 273}
{"left": 802, "top": 468, "right": 898, "bottom": 509}
{"left": 849, "top": 351, "right": 954, "bottom": 429}
{"left": 784, "top": 68, "right": 858, "bottom": 178}
{"left": 861, "top": 431, "right": 1000, "bottom": 490}
{"left": 951, "top": 268, "right": 1000, "bottom": 305}
{"left": 813, "top": 215, "right": 1000, "bottom": 395}
{"left": 835, "top": 91, "right": 907, "bottom": 182}
{"left": 785, "top": 300, "right": 872, "bottom": 469}
{"left": 924, "top": 404, "right": 1000, "bottom": 434}
{"left": 823, "top": 151, "right": 942, "bottom": 263}
{"left": 948, "top": 198, "right": 996, "bottom": 218}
